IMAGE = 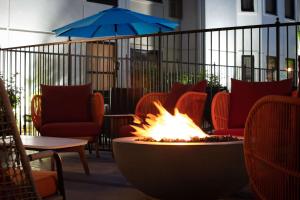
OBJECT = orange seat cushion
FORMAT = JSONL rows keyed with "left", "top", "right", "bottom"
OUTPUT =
{"left": 41, "top": 122, "right": 99, "bottom": 137}
{"left": 32, "top": 170, "right": 57, "bottom": 198}
{"left": 3, "top": 168, "right": 57, "bottom": 198}
{"left": 41, "top": 84, "right": 92, "bottom": 124}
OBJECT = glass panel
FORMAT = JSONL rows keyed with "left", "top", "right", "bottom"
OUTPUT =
{"left": 242, "top": 55, "right": 254, "bottom": 81}
{"left": 267, "top": 56, "right": 277, "bottom": 81}
{"left": 266, "top": 0, "right": 277, "bottom": 15}
{"left": 241, "top": 0, "right": 254, "bottom": 12}
{"left": 87, "top": 0, "right": 118, "bottom": 6}
{"left": 169, "top": 0, "right": 182, "bottom": 19}
{"left": 285, "top": 0, "right": 295, "bottom": 19}
{"left": 285, "top": 58, "right": 295, "bottom": 79}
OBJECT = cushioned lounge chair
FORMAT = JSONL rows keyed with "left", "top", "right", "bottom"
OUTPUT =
{"left": 31, "top": 84, "right": 104, "bottom": 157}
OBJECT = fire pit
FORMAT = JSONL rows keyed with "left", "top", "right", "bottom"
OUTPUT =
{"left": 113, "top": 102, "right": 248, "bottom": 199}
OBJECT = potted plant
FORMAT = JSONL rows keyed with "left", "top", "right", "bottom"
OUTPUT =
{"left": 0, "top": 74, "right": 21, "bottom": 108}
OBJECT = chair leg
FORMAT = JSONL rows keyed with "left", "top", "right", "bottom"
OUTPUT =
{"left": 88, "top": 143, "right": 92, "bottom": 154}
{"left": 51, "top": 157, "right": 55, "bottom": 171}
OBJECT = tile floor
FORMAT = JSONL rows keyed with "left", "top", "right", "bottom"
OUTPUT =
{"left": 32, "top": 151, "right": 254, "bottom": 200}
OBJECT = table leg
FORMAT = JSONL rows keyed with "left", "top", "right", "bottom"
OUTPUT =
{"left": 95, "top": 142, "right": 100, "bottom": 158}
{"left": 77, "top": 146, "right": 90, "bottom": 175}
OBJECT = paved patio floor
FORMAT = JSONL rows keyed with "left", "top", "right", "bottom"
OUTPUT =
{"left": 32, "top": 151, "right": 254, "bottom": 200}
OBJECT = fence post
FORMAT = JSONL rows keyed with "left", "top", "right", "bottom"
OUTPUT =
{"left": 275, "top": 18, "right": 280, "bottom": 81}
{"left": 158, "top": 33, "right": 162, "bottom": 91}
{"left": 68, "top": 37, "right": 72, "bottom": 85}
{"left": 298, "top": 56, "right": 300, "bottom": 97}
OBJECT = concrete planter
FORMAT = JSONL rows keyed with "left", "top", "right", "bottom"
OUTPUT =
{"left": 113, "top": 137, "right": 248, "bottom": 200}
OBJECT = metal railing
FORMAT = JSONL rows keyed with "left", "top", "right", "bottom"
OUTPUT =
{"left": 0, "top": 19, "right": 299, "bottom": 149}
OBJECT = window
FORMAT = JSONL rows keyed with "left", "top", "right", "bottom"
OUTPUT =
{"left": 267, "top": 56, "right": 277, "bottom": 81}
{"left": 285, "top": 0, "right": 295, "bottom": 19}
{"left": 169, "top": 0, "right": 182, "bottom": 19}
{"left": 131, "top": 49, "right": 159, "bottom": 89}
{"left": 242, "top": 55, "right": 254, "bottom": 81}
{"left": 241, "top": 0, "right": 254, "bottom": 12}
{"left": 87, "top": 0, "right": 118, "bottom": 6}
{"left": 285, "top": 58, "right": 295, "bottom": 79}
{"left": 266, "top": 0, "right": 277, "bottom": 15}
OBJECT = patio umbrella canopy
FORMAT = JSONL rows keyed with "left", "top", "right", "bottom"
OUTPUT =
{"left": 53, "top": 7, "right": 179, "bottom": 38}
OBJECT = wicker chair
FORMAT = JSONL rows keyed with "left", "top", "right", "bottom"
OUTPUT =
{"left": 118, "top": 91, "right": 207, "bottom": 137}
{"left": 135, "top": 91, "right": 207, "bottom": 126}
{"left": 211, "top": 90, "right": 298, "bottom": 136}
{"left": 31, "top": 91, "right": 104, "bottom": 157}
{"left": 0, "top": 79, "right": 65, "bottom": 200}
{"left": 244, "top": 95, "right": 300, "bottom": 200}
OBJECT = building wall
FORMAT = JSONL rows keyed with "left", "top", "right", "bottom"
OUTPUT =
{"left": 0, "top": 0, "right": 113, "bottom": 48}
{"left": 205, "top": 0, "right": 237, "bottom": 28}
{"left": 204, "top": 0, "right": 299, "bottom": 86}
{"left": 0, "top": 0, "right": 178, "bottom": 48}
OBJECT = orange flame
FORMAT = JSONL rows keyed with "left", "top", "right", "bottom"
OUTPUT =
{"left": 131, "top": 101, "right": 209, "bottom": 141}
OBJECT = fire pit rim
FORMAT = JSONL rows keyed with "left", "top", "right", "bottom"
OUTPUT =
{"left": 113, "top": 136, "right": 244, "bottom": 146}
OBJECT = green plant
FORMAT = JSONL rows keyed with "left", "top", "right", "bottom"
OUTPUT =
{"left": 207, "top": 74, "right": 222, "bottom": 87}
{"left": 177, "top": 72, "right": 222, "bottom": 87}
{"left": 0, "top": 73, "right": 21, "bottom": 108}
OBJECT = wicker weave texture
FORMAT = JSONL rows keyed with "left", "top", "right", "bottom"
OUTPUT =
{"left": 244, "top": 95, "right": 300, "bottom": 200}
{"left": 211, "top": 91, "right": 230, "bottom": 130}
{"left": 176, "top": 92, "right": 207, "bottom": 126}
{"left": 135, "top": 92, "right": 207, "bottom": 127}
{"left": 0, "top": 79, "right": 39, "bottom": 200}
{"left": 135, "top": 92, "right": 168, "bottom": 117}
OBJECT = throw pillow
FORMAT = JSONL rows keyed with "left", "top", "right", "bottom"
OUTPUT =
{"left": 228, "top": 79, "right": 293, "bottom": 128}
{"left": 41, "top": 84, "right": 91, "bottom": 124}
{"left": 163, "top": 80, "right": 207, "bottom": 114}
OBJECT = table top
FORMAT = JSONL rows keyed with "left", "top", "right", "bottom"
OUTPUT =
{"left": 20, "top": 135, "right": 88, "bottom": 150}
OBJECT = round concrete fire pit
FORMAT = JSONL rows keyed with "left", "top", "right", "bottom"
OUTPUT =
{"left": 113, "top": 137, "right": 248, "bottom": 200}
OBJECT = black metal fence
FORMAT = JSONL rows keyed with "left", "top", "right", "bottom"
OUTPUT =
{"left": 0, "top": 20, "right": 299, "bottom": 149}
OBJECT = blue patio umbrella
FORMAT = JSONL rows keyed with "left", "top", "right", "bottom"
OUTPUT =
{"left": 53, "top": 7, "right": 179, "bottom": 38}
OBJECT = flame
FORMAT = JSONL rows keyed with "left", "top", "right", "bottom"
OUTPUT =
{"left": 131, "top": 101, "right": 209, "bottom": 141}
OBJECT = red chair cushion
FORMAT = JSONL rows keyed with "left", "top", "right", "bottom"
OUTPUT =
{"left": 228, "top": 79, "right": 293, "bottom": 128}
{"left": 41, "top": 84, "right": 91, "bottom": 124}
{"left": 41, "top": 122, "right": 99, "bottom": 137}
{"left": 213, "top": 128, "right": 244, "bottom": 137}
{"left": 164, "top": 80, "right": 207, "bottom": 114}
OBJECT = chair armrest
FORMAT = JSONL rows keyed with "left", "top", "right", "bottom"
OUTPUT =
{"left": 211, "top": 91, "right": 230, "bottom": 130}
{"left": 135, "top": 92, "right": 168, "bottom": 117}
{"left": 28, "top": 150, "right": 65, "bottom": 199}
{"left": 91, "top": 93, "right": 105, "bottom": 128}
{"left": 176, "top": 92, "right": 207, "bottom": 127}
{"left": 31, "top": 95, "right": 42, "bottom": 132}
